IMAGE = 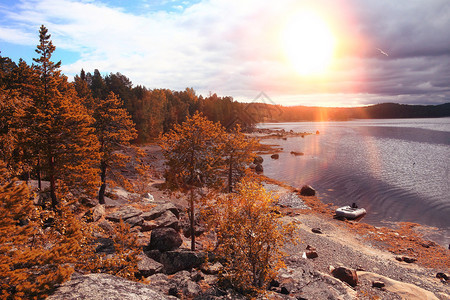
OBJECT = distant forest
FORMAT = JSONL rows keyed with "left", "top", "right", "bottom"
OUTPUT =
{"left": 2, "top": 49, "right": 449, "bottom": 144}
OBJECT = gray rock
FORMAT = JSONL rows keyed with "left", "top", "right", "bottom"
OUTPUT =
{"left": 140, "top": 220, "right": 158, "bottom": 232}
{"left": 141, "top": 202, "right": 180, "bottom": 220}
{"left": 106, "top": 206, "right": 143, "bottom": 222}
{"left": 95, "top": 238, "right": 115, "bottom": 254}
{"left": 92, "top": 204, "right": 105, "bottom": 222}
{"left": 148, "top": 227, "right": 182, "bottom": 252}
{"left": 160, "top": 250, "right": 207, "bottom": 274}
{"left": 138, "top": 254, "right": 164, "bottom": 277}
{"left": 154, "top": 210, "right": 179, "bottom": 231}
{"left": 98, "top": 219, "right": 114, "bottom": 233}
{"left": 125, "top": 216, "right": 144, "bottom": 227}
{"left": 142, "top": 192, "right": 154, "bottom": 201}
{"left": 47, "top": 273, "right": 167, "bottom": 300}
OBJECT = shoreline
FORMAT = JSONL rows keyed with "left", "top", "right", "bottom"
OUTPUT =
{"left": 258, "top": 173, "right": 449, "bottom": 270}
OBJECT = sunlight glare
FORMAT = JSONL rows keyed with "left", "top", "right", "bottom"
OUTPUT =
{"left": 282, "top": 11, "right": 335, "bottom": 76}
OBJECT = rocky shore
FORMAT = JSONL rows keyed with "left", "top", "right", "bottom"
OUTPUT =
{"left": 47, "top": 145, "right": 449, "bottom": 300}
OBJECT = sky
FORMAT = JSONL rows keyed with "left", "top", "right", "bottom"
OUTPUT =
{"left": 0, "top": 0, "right": 449, "bottom": 107}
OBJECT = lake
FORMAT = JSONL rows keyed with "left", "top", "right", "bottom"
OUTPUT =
{"left": 257, "top": 118, "right": 450, "bottom": 246}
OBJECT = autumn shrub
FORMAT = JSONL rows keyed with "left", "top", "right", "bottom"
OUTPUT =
{"left": 203, "top": 178, "right": 298, "bottom": 295}
{"left": 0, "top": 177, "right": 95, "bottom": 299}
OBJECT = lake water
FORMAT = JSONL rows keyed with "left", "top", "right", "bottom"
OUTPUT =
{"left": 257, "top": 118, "right": 450, "bottom": 246}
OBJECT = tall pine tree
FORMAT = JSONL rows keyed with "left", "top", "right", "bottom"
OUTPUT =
{"left": 28, "top": 25, "right": 100, "bottom": 207}
{"left": 93, "top": 92, "right": 137, "bottom": 204}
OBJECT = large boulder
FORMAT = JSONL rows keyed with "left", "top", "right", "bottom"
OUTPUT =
{"left": 300, "top": 185, "right": 316, "bottom": 196}
{"left": 148, "top": 227, "right": 182, "bottom": 252}
{"left": 47, "top": 273, "right": 167, "bottom": 300}
{"left": 331, "top": 266, "right": 358, "bottom": 287}
{"left": 106, "top": 206, "right": 143, "bottom": 222}
{"left": 160, "top": 250, "right": 207, "bottom": 274}
{"left": 142, "top": 202, "right": 180, "bottom": 220}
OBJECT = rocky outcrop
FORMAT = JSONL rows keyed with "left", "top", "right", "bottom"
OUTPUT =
{"left": 358, "top": 271, "right": 440, "bottom": 300}
{"left": 47, "top": 273, "right": 168, "bottom": 300}
{"left": 147, "top": 227, "right": 182, "bottom": 252}
{"left": 141, "top": 202, "right": 180, "bottom": 220}
{"left": 272, "top": 257, "right": 357, "bottom": 299}
{"left": 106, "top": 206, "right": 142, "bottom": 222}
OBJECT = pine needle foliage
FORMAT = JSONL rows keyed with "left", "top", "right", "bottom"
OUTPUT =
{"left": 0, "top": 176, "right": 95, "bottom": 299}
{"left": 204, "top": 178, "right": 298, "bottom": 295}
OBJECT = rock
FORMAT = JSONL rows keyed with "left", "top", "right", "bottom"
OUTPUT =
{"left": 160, "top": 250, "right": 207, "bottom": 274}
{"left": 92, "top": 204, "right": 105, "bottom": 222}
{"left": 182, "top": 280, "right": 202, "bottom": 297}
{"left": 254, "top": 156, "right": 264, "bottom": 164}
{"left": 98, "top": 219, "right": 114, "bottom": 233}
{"left": 311, "top": 227, "right": 322, "bottom": 234}
{"left": 47, "top": 273, "right": 167, "bottom": 300}
{"left": 142, "top": 192, "right": 154, "bottom": 201}
{"left": 331, "top": 266, "right": 358, "bottom": 287}
{"left": 137, "top": 254, "right": 164, "bottom": 277}
{"left": 168, "top": 287, "right": 179, "bottom": 297}
{"left": 372, "top": 281, "right": 385, "bottom": 288}
{"left": 145, "top": 273, "right": 170, "bottom": 294}
{"left": 396, "top": 256, "right": 417, "bottom": 263}
{"left": 80, "top": 197, "right": 98, "bottom": 208}
{"left": 300, "top": 185, "right": 316, "bottom": 196}
{"left": 255, "top": 163, "right": 264, "bottom": 173}
{"left": 271, "top": 154, "right": 279, "bottom": 159}
{"left": 191, "top": 270, "right": 204, "bottom": 282}
{"left": 420, "top": 241, "right": 437, "bottom": 248}
{"left": 154, "top": 210, "right": 179, "bottom": 231}
{"left": 436, "top": 272, "right": 448, "bottom": 281}
{"left": 95, "top": 238, "right": 115, "bottom": 254}
{"left": 106, "top": 206, "right": 143, "bottom": 222}
{"left": 141, "top": 202, "right": 180, "bottom": 220}
{"left": 290, "top": 151, "right": 304, "bottom": 156}
{"left": 140, "top": 220, "right": 158, "bottom": 232}
{"left": 148, "top": 228, "right": 182, "bottom": 252}
{"left": 305, "top": 245, "right": 318, "bottom": 259}
{"left": 201, "top": 262, "right": 223, "bottom": 275}
{"left": 358, "top": 271, "right": 440, "bottom": 300}
{"left": 124, "top": 216, "right": 144, "bottom": 227}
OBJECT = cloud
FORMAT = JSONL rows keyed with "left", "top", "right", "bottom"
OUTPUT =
{"left": 0, "top": 0, "right": 449, "bottom": 106}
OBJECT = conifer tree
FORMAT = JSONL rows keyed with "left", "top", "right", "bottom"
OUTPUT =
{"left": 93, "top": 92, "right": 137, "bottom": 204}
{"left": 222, "top": 125, "right": 257, "bottom": 192}
{"left": 160, "top": 112, "right": 226, "bottom": 250}
{"left": 27, "top": 25, "right": 100, "bottom": 207}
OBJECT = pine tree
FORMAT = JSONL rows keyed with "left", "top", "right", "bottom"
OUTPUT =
{"left": 222, "top": 125, "right": 257, "bottom": 192}
{"left": 27, "top": 25, "right": 100, "bottom": 207}
{"left": 160, "top": 112, "right": 226, "bottom": 250}
{"left": 93, "top": 92, "right": 137, "bottom": 204}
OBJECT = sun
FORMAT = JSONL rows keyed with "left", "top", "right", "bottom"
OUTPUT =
{"left": 282, "top": 11, "right": 335, "bottom": 76}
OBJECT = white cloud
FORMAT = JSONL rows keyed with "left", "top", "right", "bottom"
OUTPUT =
{"left": 0, "top": 0, "right": 449, "bottom": 106}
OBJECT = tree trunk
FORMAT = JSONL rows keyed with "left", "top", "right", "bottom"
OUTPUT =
{"left": 37, "top": 157, "right": 41, "bottom": 190}
{"left": 98, "top": 160, "right": 107, "bottom": 204}
{"left": 228, "top": 155, "right": 233, "bottom": 193}
{"left": 190, "top": 188, "right": 195, "bottom": 251}
{"left": 49, "top": 156, "right": 57, "bottom": 209}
